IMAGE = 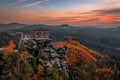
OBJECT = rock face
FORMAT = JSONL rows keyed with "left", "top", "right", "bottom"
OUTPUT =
{"left": 19, "top": 37, "right": 69, "bottom": 78}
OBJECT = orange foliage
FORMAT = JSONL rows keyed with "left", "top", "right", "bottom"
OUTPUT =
{"left": 33, "top": 74, "right": 38, "bottom": 80}
{"left": 27, "top": 74, "right": 38, "bottom": 80}
{"left": 54, "top": 40, "right": 104, "bottom": 66}
{"left": 2, "top": 40, "right": 15, "bottom": 57}
{"left": 27, "top": 65, "right": 44, "bottom": 80}
{"left": 37, "top": 64, "right": 44, "bottom": 74}
{"left": 96, "top": 67, "right": 114, "bottom": 78}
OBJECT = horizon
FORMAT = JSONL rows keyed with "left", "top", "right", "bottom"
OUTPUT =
{"left": 0, "top": 22, "right": 119, "bottom": 28}
{"left": 0, "top": 0, "right": 120, "bottom": 26}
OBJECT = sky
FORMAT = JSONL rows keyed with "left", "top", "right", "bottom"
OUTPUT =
{"left": 0, "top": 0, "right": 120, "bottom": 26}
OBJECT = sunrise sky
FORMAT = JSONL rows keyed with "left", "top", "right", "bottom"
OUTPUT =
{"left": 0, "top": 0, "right": 120, "bottom": 26}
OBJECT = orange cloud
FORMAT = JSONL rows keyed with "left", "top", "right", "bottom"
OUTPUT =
{"left": 0, "top": 6, "right": 120, "bottom": 26}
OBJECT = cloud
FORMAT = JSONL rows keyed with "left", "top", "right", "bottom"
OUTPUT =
{"left": 79, "top": 18, "right": 100, "bottom": 23}
{"left": 1, "top": 1, "right": 120, "bottom": 26}
{"left": 21, "top": 0, "right": 50, "bottom": 8}
{"left": 92, "top": 8, "right": 120, "bottom": 14}
{"left": 67, "top": 7, "right": 120, "bottom": 26}
{"left": 8, "top": 0, "right": 26, "bottom": 6}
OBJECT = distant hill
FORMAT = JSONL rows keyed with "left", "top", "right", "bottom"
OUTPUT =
{"left": 118, "top": 26, "right": 120, "bottom": 28}
{"left": 0, "top": 23, "right": 27, "bottom": 31}
{"left": 60, "top": 24, "right": 70, "bottom": 27}
{"left": 61, "top": 24, "right": 69, "bottom": 26}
